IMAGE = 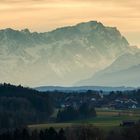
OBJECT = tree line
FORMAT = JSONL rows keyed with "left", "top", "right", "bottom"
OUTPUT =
{"left": 0, "top": 127, "right": 66, "bottom": 140}
{"left": 57, "top": 103, "right": 96, "bottom": 122}
{"left": 0, "top": 123, "right": 140, "bottom": 140}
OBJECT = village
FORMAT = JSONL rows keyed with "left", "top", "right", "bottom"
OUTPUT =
{"left": 53, "top": 91, "right": 140, "bottom": 110}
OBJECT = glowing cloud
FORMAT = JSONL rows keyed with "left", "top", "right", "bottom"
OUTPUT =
{"left": 0, "top": 0, "right": 140, "bottom": 47}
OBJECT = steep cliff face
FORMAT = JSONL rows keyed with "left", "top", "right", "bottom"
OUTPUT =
{"left": 0, "top": 21, "right": 136, "bottom": 86}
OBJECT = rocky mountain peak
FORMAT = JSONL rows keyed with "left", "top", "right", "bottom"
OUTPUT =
{"left": 21, "top": 29, "right": 30, "bottom": 34}
{"left": 0, "top": 21, "right": 138, "bottom": 86}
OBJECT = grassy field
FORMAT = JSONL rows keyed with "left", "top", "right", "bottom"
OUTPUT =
{"left": 28, "top": 108, "right": 140, "bottom": 130}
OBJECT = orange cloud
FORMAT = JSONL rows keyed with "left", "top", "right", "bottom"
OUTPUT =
{"left": 0, "top": 0, "right": 140, "bottom": 47}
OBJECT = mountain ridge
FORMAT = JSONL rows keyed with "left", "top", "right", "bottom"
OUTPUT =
{"left": 35, "top": 85, "right": 136, "bottom": 92}
{"left": 0, "top": 21, "right": 139, "bottom": 86}
{"left": 76, "top": 52, "right": 140, "bottom": 87}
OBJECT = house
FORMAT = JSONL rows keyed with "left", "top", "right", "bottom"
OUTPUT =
{"left": 120, "top": 121, "right": 136, "bottom": 127}
{"left": 131, "top": 104, "right": 137, "bottom": 109}
{"left": 91, "top": 98, "right": 96, "bottom": 101}
{"left": 99, "top": 93, "right": 104, "bottom": 99}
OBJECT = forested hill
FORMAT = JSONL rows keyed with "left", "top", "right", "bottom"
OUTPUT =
{"left": 0, "top": 83, "right": 54, "bottom": 130}
{"left": 0, "top": 83, "right": 38, "bottom": 96}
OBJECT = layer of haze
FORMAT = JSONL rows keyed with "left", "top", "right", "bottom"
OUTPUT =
{"left": 0, "top": 0, "right": 140, "bottom": 47}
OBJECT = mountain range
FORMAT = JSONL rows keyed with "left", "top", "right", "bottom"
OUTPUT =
{"left": 0, "top": 21, "right": 139, "bottom": 86}
{"left": 77, "top": 53, "right": 140, "bottom": 87}
{"left": 35, "top": 86, "right": 136, "bottom": 93}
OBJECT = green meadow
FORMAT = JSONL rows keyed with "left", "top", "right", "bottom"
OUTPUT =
{"left": 28, "top": 108, "right": 140, "bottom": 130}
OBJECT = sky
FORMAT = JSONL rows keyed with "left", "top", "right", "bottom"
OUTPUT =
{"left": 0, "top": 0, "right": 140, "bottom": 47}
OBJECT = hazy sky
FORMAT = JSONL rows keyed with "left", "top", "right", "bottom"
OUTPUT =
{"left": 0, "top": 0, "right": 140, "bottom": 47}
